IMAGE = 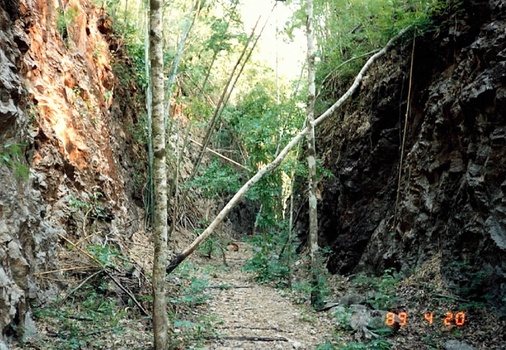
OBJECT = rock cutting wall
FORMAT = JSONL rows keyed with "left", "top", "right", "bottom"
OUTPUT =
{"left": 0, "top": 0, "right": 59, "bottom": 346}
{"left": 306, "top": 0, "right": 506, "bottom": 315}
{"left": 0, "top": 0, "right": 147, "bottom": 345}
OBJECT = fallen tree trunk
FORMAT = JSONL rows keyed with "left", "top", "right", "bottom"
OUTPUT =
{"left": 166, "top": 26, "right": 412, "bottom": 275}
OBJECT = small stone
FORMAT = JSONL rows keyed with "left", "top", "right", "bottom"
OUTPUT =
{"left": 444, "top": 340, "right": 476, "bottom": 350}
{"left": 291, "top": 340, "right": 302, "bottom": 349}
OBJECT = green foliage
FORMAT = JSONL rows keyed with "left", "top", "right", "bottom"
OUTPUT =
{"left": 87, "top": 244, "right": 120, "bottom": 267}
{"left": 205, "top": 17, "right": 235, "bottom": 53}
{"left": 33, "top": 261, "right": 215, "bottom": 349}
{"left": 223, "top": 83, "right": 281, "bottom": 164}
{"left": 195, "top": 227, "right": 230, "bottom": 264}
{"left": 0, "top": 142, "right": 29, "bottom": 179}
{"left": 166, "top": 261, "right": 217, "bottom": 348}
{"left": 311, "top": 260, "right": 332, "bottom": 308}
{"left": 68, "top": 194, "right": 91, "bottom": 212}
{"left": 127, "top": 112, "right": 149, "bottom": 146}
{"left": 67, "top": 190, "right": 111, "bottom": 222}
{"left": 198, "top": 234, "right": 220, "bottom": 258}
{"left": 340, "top": 338, "right": 392, "bottom": 350}
{"left": 243, "top": 223, "right": 291, "bottom": 284}
{"left": 125, "top": 43, "right": 149, "bottom": 89}
{"left": 445, "top": 260, "right": 494, "bottom": 302}
{"left": 333, "top": 306, "right": 353, "bottom": 329}
{"left": 169, "top": 275, "right": 212, "bottom": 306}
{"left": 184, "top": 159, "right": 241, "bottom": 198}
{"left": 317, "top": 341, "right": 337, "bottom": 350}
{"left": 57, "top": 7, "right": 79, "bottom": 40}
{"left": 168, "top": 261, "right": 212, "bottom": 307}
{"left": 172, "top": 318, "right": 216, "bottom": 348}
{"left": 317, "top": 337, "right": 392, "bottom": 350}
{"left": 351, "top": 268, "right": 402, "bottom": 310}
{"left": 428, "top": 0, "right": 465, "bottom": 22}
{"left": 291, "top": 276, "right": 330, "bottom": 307}
{"left": 221, "top": 77, "right": 305, "bottom": 234}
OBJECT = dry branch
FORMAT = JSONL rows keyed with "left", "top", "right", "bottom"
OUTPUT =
{"left": 105, "top": 269, "right": 150, "bottom": 316}
{"left": 208, "top": 335, "right": 289, "bottom": 342}
{"left": 166, "top": 26, "right": 412, "bottom": 275}
{"left": 56, "top": 232, "right": 149, "bottom": 317}
{"left": 189, "top": 138, "right": 250, "bottom": 171}
{"left": 60, "top": 270, "right": 103, "bottom": 303}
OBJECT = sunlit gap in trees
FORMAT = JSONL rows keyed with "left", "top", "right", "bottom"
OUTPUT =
{"left": 240, "top": 0, "right": 305, "bottom": 83}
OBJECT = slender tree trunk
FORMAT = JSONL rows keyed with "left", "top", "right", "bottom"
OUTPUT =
{"left": 305, "top": 0, "right": 320, "bottom": 307}
{"left": 124, "top": 0, "right": 128, "bottom": 28}
{"left": 150, "top": 0, "right": 169, "bottom": 348}
{"left": 166, "top": 26, "right": 411, "bottom": 275}
{"left": 145, "top": 6, "right": 154, "bottom": 227}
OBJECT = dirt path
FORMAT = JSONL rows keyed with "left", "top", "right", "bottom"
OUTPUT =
{"left": 200, "top": 243, "right": 333, "bottom": 349}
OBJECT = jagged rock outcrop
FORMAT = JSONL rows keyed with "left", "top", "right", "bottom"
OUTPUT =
{"left": 0, "top": 0, "right": 59, "bottom": 346}
{"left": 0, "top": 0, "right": 147, "bottom": 345}
{"left": 304, "top": 0, "right": 506, "bottom": 315}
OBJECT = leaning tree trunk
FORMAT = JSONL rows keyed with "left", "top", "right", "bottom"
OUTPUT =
{"left": 165, "top": 26, "right": 411, "bottom": 276}
{"left": 305, "top": 0, "right": 320, "bottom": 307}
{"left": 150, "top": 0, "right": 169, "bottom": 348}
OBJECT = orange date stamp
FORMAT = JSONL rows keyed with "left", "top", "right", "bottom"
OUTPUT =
{"left": 385, "top": 311, "right": 466, "bottom": 327}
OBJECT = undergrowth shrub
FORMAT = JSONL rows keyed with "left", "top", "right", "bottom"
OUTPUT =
{"left": 0, "top": 142, "right": 29, "bottom": 179}
{"left": 32, "top": 252, "right": 216, "bottom": 349}
{"left": 242, "top": 220, "right": 296, "bottom": 286}
{"left": 351, "top": 268, "right": 402, "bottom": 310}
{"left": 317, "top": 338, "right": 392, "bottom": 350}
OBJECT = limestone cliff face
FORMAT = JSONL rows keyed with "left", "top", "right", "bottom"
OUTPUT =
{"left": 303, "top": 0, "right": 505, "bottom": 315}
{"left": 0, "top": 0, "right": 146, "bottom": 344}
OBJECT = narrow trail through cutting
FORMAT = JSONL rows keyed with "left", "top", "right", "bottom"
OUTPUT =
{"left": 199, "top": 242, "right": 333, "bottom": 349}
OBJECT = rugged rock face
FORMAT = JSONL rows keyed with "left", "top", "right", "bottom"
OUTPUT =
{"left": 0, "top": 0, "right": 147, "bottom": 345}
{"left": 308, "top": 0, "right": 506, "bottom": 315}
{"left": 0, "top": 0, "right": 58, "bottom": 346}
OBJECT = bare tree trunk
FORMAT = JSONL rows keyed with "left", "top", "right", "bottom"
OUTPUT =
{"left": 224, "top": 4, "right": 276, "bottom": 110}
{"left": 165, "top": 26, "right": 411, "bottom": 275}
{"left": 150, "top": 0, "right": 169, "bottom": 348}
{"left": 305, "top": 0, "right": 320, "bottom": 307}
{"left": 123, "top": 0, "right": 128, "bottom": 28}
{"left": 145, "top": 6, "right": 154, "bottom": 227}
